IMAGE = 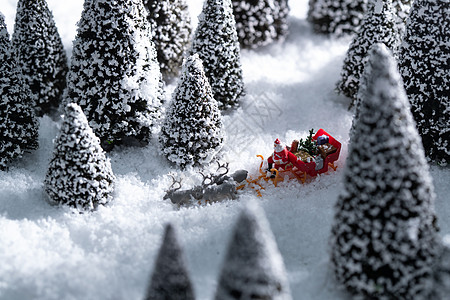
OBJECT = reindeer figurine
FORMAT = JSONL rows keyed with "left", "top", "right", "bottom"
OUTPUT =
{"left": 163, "top": 162, "right": 248, "bottom": 206}
{"left": 199, "top": 162, "right": 248, "bottom": 204}
{"left": 163, "top": 175, "right": 203, "bottom": 206}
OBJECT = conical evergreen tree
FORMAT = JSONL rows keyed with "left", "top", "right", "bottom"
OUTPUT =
{"left": 160, "top": 54, "right": 224, "bottom": 168}
{"left": 215, "top": 201, "right": 292, "bottom": 300}
{"left": 307, "top": 0, "right": 369, "bottom": 36}
{"left": 337, "top": 0, "right": 399, "bottom": 107}
{"left": 145, "top": 224, "right": 195, "bottom": 300}
{"left": 143, "top": 0, "right": 192, "bottom": 81}
{"left": 330, "top": 44, "right": 439, "bottom": 299}
{"left": 232, "top": 0, "right": 290, "bottom": 49}
{"left": 44, "top": 103, "right": 115, "bottom": 211}
{"left": 11, "top": 0, "right": 68, "bottom": 117}
{"left": 190, "top": 0, "right": 244, "bottom": 110}
{"left": 66, "top": 0, "right": 165, "bottom": 149}
{"left": 398, "top": 0, "right": 449, "bottom": 165}
{"left": 0, "top": 13, "right": 39, "bottom": 170}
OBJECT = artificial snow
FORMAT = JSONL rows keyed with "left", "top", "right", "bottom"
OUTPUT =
{"left": 1, "top": 1, "right": 449, "bottom": 300}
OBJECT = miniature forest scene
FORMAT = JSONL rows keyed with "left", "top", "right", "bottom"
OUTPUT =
{"left": 0, "top": 1, "right": 449, "bottom": 300}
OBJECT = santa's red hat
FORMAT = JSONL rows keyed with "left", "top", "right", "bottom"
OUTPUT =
{"left": 274, "top": 138, "right": 281, "bottom": 145}
{"left": 274, "top": 138, "right": 284, "bottom": 152}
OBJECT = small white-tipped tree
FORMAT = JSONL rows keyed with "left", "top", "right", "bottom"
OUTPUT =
{"left": 307, "top": 0, "right": 369, "bottom": 36}
{"left": 145, "top": 224, "right": 195, "bottom": 300}
{"left": 160, "top": 54, "right": 224, "bottom": 168}
{"left": 215, "top": 201, "right": 292, "bottom": 300}
{"left": 11, "top": 0, "right": 68, "bottom": 117}
{"left": 143, "top": 0, "right": 192, "bottom": 81}
{"left": 190, "top": 0, "right": 244, "bottom": 110}
{"left": 330, "top": 44, "right": 439, "bottom": 299}
{"left": 66, "top": 0, "right": 165, "bottom": 149}
{"left": 337, "top": 0, "right": 400, "bottom": 108}
{"left": 0, "top": 13, "right": 39, "bottom": 170}
{"left": 232, "top": 0, "right": 290, "bottom": 49}
{"left": 398, "top": 0, "right": 449, "bottom": 165}
{"left": 44, "top": 103, "right": 115, "bottom": 211}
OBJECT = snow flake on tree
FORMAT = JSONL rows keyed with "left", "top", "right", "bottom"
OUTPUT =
{"left": 398, "top": 0, "right": 449, "bottom": 165}
{"left": 145, "top": 224, "right": 195, "bottom": 300}
{"left": 307, "top": 0, "right": 369, "bottom": 36}
{"left": 232, "top": 0, "right": 290, "bottom": 49}
{"left": 0, "top": 13, "right": 39, "bottom": 170}
{"left": 215, "top": 201, "right": 292, "bottom": 300}
{"left": 160, "top": 54, "right": 224, "bottom": 168}
{"left": 331, "top": 44, "right": 439, "bottom": 299}
{"left": 143, "top": 0, "right": 192, "bottom": 82}
{"left": 190, "top": 0, "right": 245, "bottom": 110}
{"left": 44, "top": 103, "right": 115, "bottom": 211}
{"left": 65, "top": 0, "right": 165, "bottom": 149}
{"left": 336, "top": 0, "right": 400, "bottom": 107}
{"left": 11, "top": 0, "right": 68, "bottom": 117}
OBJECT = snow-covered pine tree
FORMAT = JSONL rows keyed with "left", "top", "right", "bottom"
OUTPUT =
{"left": 330, "top": 44, "right": 439, "bottom": 299}
{"left": 232, "top": 0, "right": 290, "bottom": 49}
{"left": 0, "top": 13, "right": 39, "bottom": 170}
{"left": 66, "top": 0, "right": 165, "bottom": 149}
{"left": 144, "top": 224, "right": 195, "bottom": 300}
{"left": 143, "top": 0, "right": 192, "bottom": 81}
{"left": 44, "top": 103, "right": 115, "bottom": 211}
{"left": 190, "top": 0, "right": 244, "bottom": 110}
{"left": 336, "top": 0, "right": 399, "bottom": 108}
{"left": 398, "top": 0, "right": 449, "bottom": 165}
{"left": 11, "top": 0, "right": 68, "bottom": 117}
{"left": 307, "top": 0, "right": 369, "bottom": 36}
{"left": 160, "top": 54, "right": 224, "bottom": 168}
{"left": 215, "top": 201, "right": 292, "bottom": 300}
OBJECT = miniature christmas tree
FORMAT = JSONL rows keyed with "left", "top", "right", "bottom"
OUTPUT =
{"left": 232, "top": 0, "right": 290, "bottom": 49}
{"left": 0, "top": 13, "right": 39, "bottom": 170}
{"left": 143, "top": 0, "right": 192, "bottom": 81}
{"left": 44, "top": 103, "right": 115, "bottom": 211}
{"left": 144, "top": 224, "right": 195, "bottom": 300}
{"left": 330, "top": 44, "right": 439, "bottom": 299}
{"left": 11, "top": 0, "right": 68, "bottom": 117}
{"left": 190, "top": 0, "right": 244, "bottom": 110}
{"left": 398, "top": 0, "right": 449, "bottom": 165}
{"left": 66, "top": 0, "right": 165, "bottom": 149}
{"left": 215, "top": 201, "right": 292, "bottom": 300}
{"left": 160, "top": 54, "right": 224, "bottom": 168}
{"left": 336, "top": 0, "right": 399, "bottom": 107}
{"left": 298, "top": 128, "right": 318, "bottom": 156}
{"left": 307, "top": 0, "right": 369, "bottom": 36}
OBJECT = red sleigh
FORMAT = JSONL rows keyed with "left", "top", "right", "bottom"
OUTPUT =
{"left": 240, "top": 129, "right": 341, "bottom": 196}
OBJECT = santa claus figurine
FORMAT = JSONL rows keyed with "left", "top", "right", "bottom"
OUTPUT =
{"left": 267, "top": 138, "right": 298, "bottom": 176}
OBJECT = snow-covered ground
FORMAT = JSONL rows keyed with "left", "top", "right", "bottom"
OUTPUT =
{"left": 1, "top": 1, "right": 449, "bottom": 299}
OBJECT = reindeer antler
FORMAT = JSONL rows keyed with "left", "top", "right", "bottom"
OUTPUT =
{"left": 167, "top": 174, "right": 182, "bottom": 192}
{"left": 199, "top": 171, "right": 214, "bottom": 188}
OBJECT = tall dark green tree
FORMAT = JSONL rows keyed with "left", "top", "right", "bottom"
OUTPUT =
{"left": 190, "top": 0, "right": 244, "bottom": 110}
{"left": 330, "top": 44, "right": 439, "bottom": 299}
{"left": 44, "top": 103, "right": 115, "bottom": 211}
{"left": 337, "top": 0, "right": 399, "bottom": 107}
{"left": 145, "top": 224, "right": 195, "bottom": 300}
{"left": 0, "top": 13, "right": 39, "bottom": 170}
{"left": 160, "top": 54, "right": 224, "bottom": 168}
{"left": 398, "top": 0, "right": 449, "bottom": 165}
{"left": 66, "top": 0, "right": 165, "bottom": 149}
{"left": 307, "top": 0, "right": 369, "bottom": 36}
{"left": 12, "top": 0, "right": 68, "bottom": 117}
{"left": 215, "top": 202, "right": 292, "bottom": 300}
{"left": 143, "top": 0, "right": 192, "bottom": 81}
{"left": 232, "top": 0, "right": 290, "bottom": 49}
